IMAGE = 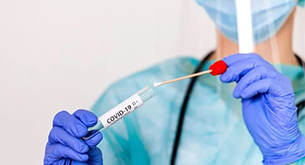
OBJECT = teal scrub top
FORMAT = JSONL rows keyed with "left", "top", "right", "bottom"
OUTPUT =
{"left": 91, "top": 56, "right": 305, "bottom": 165}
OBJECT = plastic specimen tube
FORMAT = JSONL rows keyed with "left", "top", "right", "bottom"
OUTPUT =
{"left": 87, "top": 86, "right": 155, "bottom": 132}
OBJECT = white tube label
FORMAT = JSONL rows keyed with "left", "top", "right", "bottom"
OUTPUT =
{"left": 99, "top": 94, "right": 143, "bottom": 129}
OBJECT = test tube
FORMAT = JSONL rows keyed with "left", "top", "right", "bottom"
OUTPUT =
{"left": 87, "top": 86, "right": 155, "bottom": 134}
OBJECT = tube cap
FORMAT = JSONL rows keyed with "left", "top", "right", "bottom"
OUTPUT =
{"left": 209, "top": 60, "right": 227, "bottom": 76}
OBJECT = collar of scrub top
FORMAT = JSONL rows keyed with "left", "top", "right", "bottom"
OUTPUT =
{"left": 299, "top": 0, "right": 305, "bottom": 7}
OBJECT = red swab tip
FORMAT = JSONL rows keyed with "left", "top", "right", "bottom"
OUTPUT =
{"left": 209, "top": 60, "right": 227, "bottom": 76}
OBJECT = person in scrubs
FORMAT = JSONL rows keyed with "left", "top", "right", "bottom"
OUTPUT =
{"left": 44, "top": 0, "right": 305, "bottom": 164}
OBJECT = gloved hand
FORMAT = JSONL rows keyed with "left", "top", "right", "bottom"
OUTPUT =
{"left": 220, "top": 53, "right": 305, "bottom": 165}
{"left": 44, "top": 110, "right": 103, "bottom": 165}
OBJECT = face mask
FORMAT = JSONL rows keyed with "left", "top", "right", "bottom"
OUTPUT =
{"left": 196, "top": 0, "right": 297, "bottom": 44}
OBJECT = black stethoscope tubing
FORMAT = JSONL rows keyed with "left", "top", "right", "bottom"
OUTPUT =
{"left": 170, "top": 51, "right": 305, "bottom": 165}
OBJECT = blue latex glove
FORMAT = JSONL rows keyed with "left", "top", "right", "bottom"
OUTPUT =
{"left": 44, "top": 110, "right": 103, "bottom": 165}
{"left": 220, "top": 53, "right": 305, "bottom": 165}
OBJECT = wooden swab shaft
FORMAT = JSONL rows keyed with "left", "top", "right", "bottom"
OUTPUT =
{"left": 160, "top": 70, "right": 212, "bottom": 86}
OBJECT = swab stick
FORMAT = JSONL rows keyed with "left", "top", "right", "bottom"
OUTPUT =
{"left": 153, "top": 60, "right": 228, "bottom": 87}
{"left": 153, "top": 70, "right": 212, "bottom": 87}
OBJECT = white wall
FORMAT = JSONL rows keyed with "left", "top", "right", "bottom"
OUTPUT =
{"left": 0, "top": 0, "right": 304, "bottom": 164}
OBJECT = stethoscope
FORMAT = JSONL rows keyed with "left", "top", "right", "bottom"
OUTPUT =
{"left": 170, "top": 51, "right": 305, "bottom": 165}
